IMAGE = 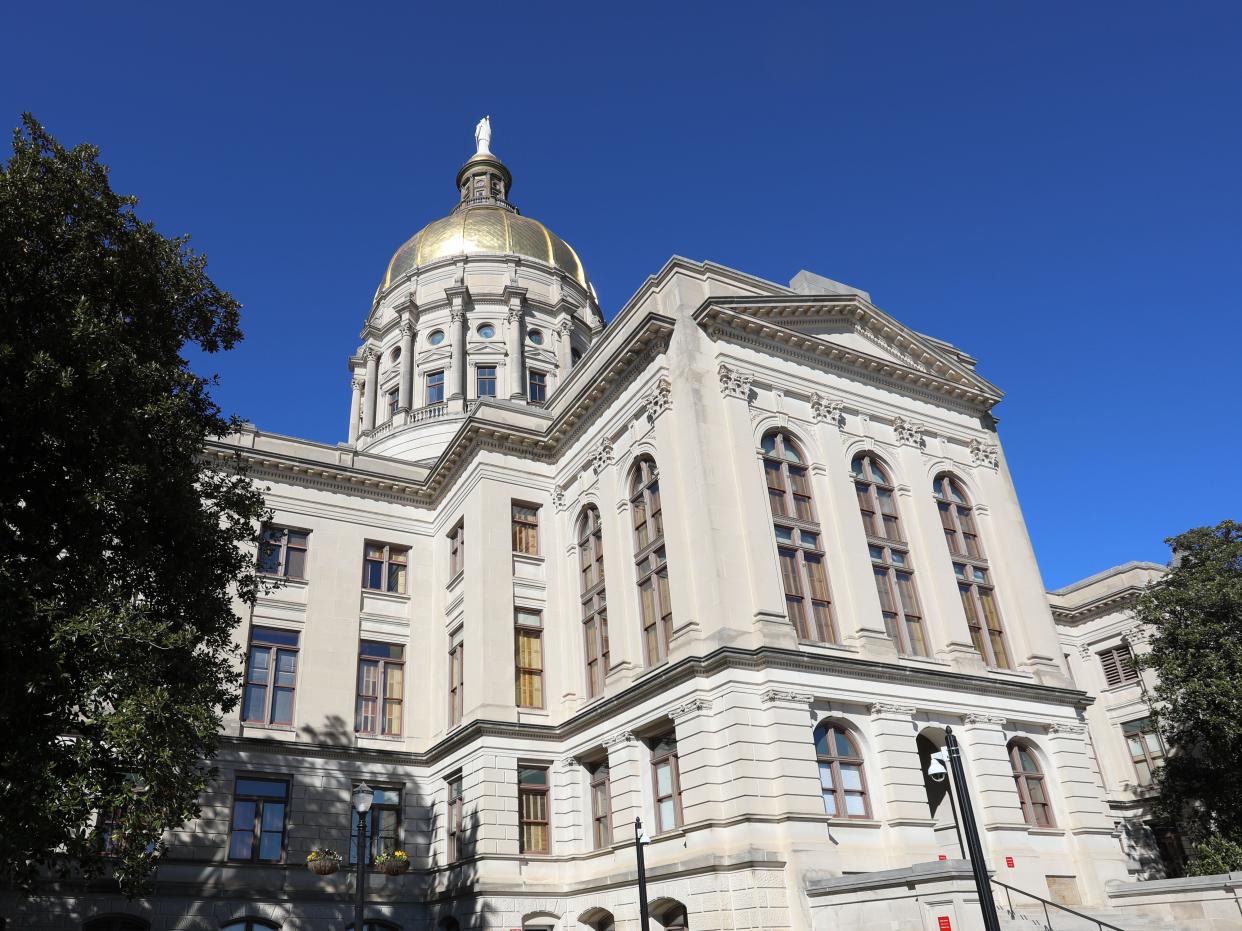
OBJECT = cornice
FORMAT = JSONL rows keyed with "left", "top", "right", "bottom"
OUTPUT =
{"left": 219, "top": 643, "right": 1094, "bottom": 769}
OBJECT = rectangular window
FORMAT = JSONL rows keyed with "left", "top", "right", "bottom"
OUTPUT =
{"left": 518, "top": 766, "right": 550, "bottom": 854}
{"left": 476, "top": 365, "right": 497, "bottom": 398}
{"left": 356, "top": 641, "right": 405, "bottom": 736}
{"left": 1099, "top": 645, "right": 1139, "bottom": 688}
{"left": 257, "top": 525, "right": 308, "bottom": 579}
{"left": 227, "top": 776, "right": 289, "bottom": 863}
{"left": 448, "top": 521, "right": 464, "bottom": 578}
{"left": 528, "top": 370, "right": 547, "bottom": 404}
{"left": 362, "top": 542, "right": 409, "bottom": 594}
{"left": 514, "top": 609, "right": 545, "bottom": 709}
{"left": 512, "top": 502, "right": 540, "bottom": 555}
{"left": 448, "top": 627, "right": 464, "bottom": 727}
{"left": 650, "top": 733, "right": 682, "bottom": 833}
{"left": 387, "top": 387, "right": 400, "bottom": 417}
{"left": 590, "top": 761, "right": 612, "bottom": 849}
{"left": 241, "top": 627, "right": 299, "bottom": 726}
{"left": 1123, "top": 718, "right": 1165, "bottom": 787}
{"left": 446, "top": 774, "right": 464, "bottom": 861}
{"left": 349, "top": 785, "right": 401, "bottom": 864}
{"left": 426, "top": 370, "right": 445, "bottom": 404}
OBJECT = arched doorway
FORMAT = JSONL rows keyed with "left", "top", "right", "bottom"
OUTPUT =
{"left": 916, "top": 726, "right": 962, "bottom": 859}
{"left": 577, "top": 907, "right": 615, "bottom": 931}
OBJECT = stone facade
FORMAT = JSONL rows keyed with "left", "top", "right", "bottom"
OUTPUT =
{"left": 5, "top": 141, "right": 1149, "bottom": 931}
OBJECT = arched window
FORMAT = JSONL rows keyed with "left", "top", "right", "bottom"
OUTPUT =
{"left": 852, "top": 453, "right": 928, "bottom": 656}
{"left": 222, "top": 921, "right": 279, "bottom": 931}
{"left": 83, "top": 918, "right": 149, "bottom": 931}
{"left": 1008, "top": 740, "right": 1054, "bottom": 828}
{"left": 761, "top": 431, "right": 836, "bottom": 643}
{"left": 630, "top": 457, "right": 673, "bottom": 665}
{"left": 578, "top": 506, "right": 609, "bottom": 697}
{"left": 933, "top": 474, "right": 1010, "bottom": 669}
{"left": 813, "top": 722, "right": 870, "bottom": 819}
{"left": 650, "top": 899, "right": 689, "bottom": 930}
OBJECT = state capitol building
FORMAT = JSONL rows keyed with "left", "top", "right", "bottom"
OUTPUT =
{"left": 16, "top": 124, "right": 1198, "bottom": 930}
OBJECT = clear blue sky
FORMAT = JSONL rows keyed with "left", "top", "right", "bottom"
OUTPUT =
{"left": 4, "top": 2, "right": 1239, "bottom": 589}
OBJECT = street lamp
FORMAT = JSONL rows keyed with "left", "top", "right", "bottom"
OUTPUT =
{"left": 929, "top": 728, "right": 1001, "bottom": 931}
{"left": 634, "top": 817, "right": 652, "bottom": 931}
{"left": 352, "top": 782, "right": 375, "bottom": 931}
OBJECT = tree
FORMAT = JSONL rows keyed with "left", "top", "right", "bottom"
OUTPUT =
{"left": 1136, "top": 520, "right": 1242, "bottom": 855}
{"left": 0, "top": 115, "right": 266, "bottom": 895}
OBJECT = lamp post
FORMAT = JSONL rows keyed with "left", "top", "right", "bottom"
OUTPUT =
{"left": 928, "top": 728, "right": 1001, "bottom": 931}
{"left": 352, "top": 782, "right": 375, "bottom": 931}
{"left": 634, "top": 817, "right": 652, "bottom": 931}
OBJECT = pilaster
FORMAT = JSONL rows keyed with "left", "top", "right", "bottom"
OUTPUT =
{"left": 1045, "top": 722, "right": 1113, "bottom": 834}
{"left": 553, "top": 756, "right": 585, "bottom": 852}
{"left": 758, "top": 689, "right": 822, "bottom": 818}
{"left": 959, "top": 715, "right": 1026, "bottom": 835}
{"left": 868, "top": 702, "right": 928, "bottom": 823}
{"left": 603, "top": 730, "right": 642, "bottom": 845}
{"left": 667, "top": 697, "right": 716, "bottom": 825}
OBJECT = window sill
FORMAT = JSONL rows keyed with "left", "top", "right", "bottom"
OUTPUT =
{"left": 798, "top": 639, "right": 860, "bottom": 655}
{"left": 361, "top": 588, "right": 410, "bottom": 603}
{"left": 259, "top": 575, "right": 308, "bottom": 589}
{"left": 241, "top": 723, "right": 296, "bottom": 734}
{"left": 828, "top": 818, "right": 883, "bottom": 829}
{"left": 1027, "top": 827, "right": 1067, "bottom": 836}
{"left": 356, "top": 733, "right": 405, "bottom": 743}
{"left": 513, "top": 552, "right": 545, "bottom": 566}
{"left": 896, "top": 653, "right": 953, "bottom": 669}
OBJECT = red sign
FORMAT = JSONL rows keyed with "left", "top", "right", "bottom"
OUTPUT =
{"left": 938, "top": 854, "right": 948, "bottom": 861}
{"left": 1005, "top": 856, "right": 1015, "bottom": 868}
{"left": 937, "top": 917, "right": 952, "bottom": 931}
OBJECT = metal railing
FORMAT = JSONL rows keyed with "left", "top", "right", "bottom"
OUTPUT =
{"left": 992, "top": 878, "right": 1125, "bottom": 931}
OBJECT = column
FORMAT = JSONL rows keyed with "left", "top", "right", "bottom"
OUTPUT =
{"left": 361, "top": 346, "right": 379, "bottom": 433}
{"left": 869, "top": 702, "right": 929, "bottom": 824}
{"left": 504, "top": 285, "right": 526, "bottom": 400}
{"left": 448, "top": 309, "right": 465, "bottom": 402}
{"left": 810, "top": 394, "right": 894, "bottom": 658}
{"left": 398, "top": 319, "right": 415, "bottom": 412}
{"left": 555, "top": 315, "right": 573, "bottom": 382}
{"left": 603, "top": 730, "right": 642, "bottom": 844}
{"left": 347, "top": 372, "right": 363, "bottom": 444}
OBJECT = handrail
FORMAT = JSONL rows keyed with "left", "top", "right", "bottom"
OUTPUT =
{"left": 991, "top": 878, "right": 1126, "bottom": 931}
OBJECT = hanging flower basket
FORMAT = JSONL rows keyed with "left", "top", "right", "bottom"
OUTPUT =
{"left": 307, "top": 848, "right": 342, "bottom": 876}
{"left": 374, "top": 850, "right": 410, "bottom": 875}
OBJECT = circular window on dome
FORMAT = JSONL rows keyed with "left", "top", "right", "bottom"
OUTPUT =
{"left": 428, "top": 330, "right": 445, "bottom": 346}
{"left": 477, "top": 324, "right": 495, "bottom": 339}
{"left": 390, "top": 346, "right": 402, "bottom": 362}
{"left": 528, "top": 328, "right": 544, "bottom": 346}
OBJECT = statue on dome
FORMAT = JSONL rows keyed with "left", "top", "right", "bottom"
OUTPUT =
{"left": 474, "top": 116, "right": 492, "bottom": 156}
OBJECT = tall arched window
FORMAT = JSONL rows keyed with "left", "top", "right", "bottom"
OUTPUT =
{"left": 761, "top": 431, "right": 836, "bottom": 643}
{"left": 813, "top": 722, "right": 870, "bottom": 819}
{"left": 630, "top": 457, "right": 673, "bottom": 665}
{"left": 933, "top": 474, "right": 1010, "bottom": 669}
{"left": 852, "top": 453, "right": 928, "bottom": 657}
{"left": 578, "top": 506, "right": 609, "bottom": 697}
{"left": 1008, "top": 740, "right": 1054, "bottom": 827}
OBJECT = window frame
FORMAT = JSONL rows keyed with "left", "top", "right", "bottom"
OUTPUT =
{"left": 426, "top": 369, "right": 445, "bottom": 404}
{"left": 241, "top": 626, "right": 300, "bottom": 727}
{"left": 630, "top": 458, "right": 674, "bottom": 666}
{"left": 448, "top": 520, "right": 465, "bottom": 579}
{"left": 933, "top": 474, "right": 1011, "bottom": 669}
{"left": 362, "top": 541, "right": 409, "bottom": 595}
{"left": 852, "top": 453, "right": 929, "bottom": 657}
{"left": 476, "top": 364, "right": 497, "bottom": 398}
{"left": 355, "top": 641, "right": 405, "bottom": 737}
{"left": 1122, "top": 717, "right": 1165, "bottom": 787}
{"left": 518, "top": 765, "right": 551, "bottom": 855}
{"left": 578, "top": 506, "right": 610, "bottom": 698}
{"left": 227, "top": 775, "right": 290, "bottom": 864}
{"left": 448, "top": 627, "right": 465, "bottom": 728}
{"left": 762, "top": 431, "right": 837, "bottom": 644}
{"left": 511, "top": 502, "right": 540, "bottom": 556}
{"left": 514, "top": 608, "right": 545, "bottom": 709}
{"left": 349, "top": 784, "right": 403, "bottom": 866}
{"left": 813, "top": 721, "right": 871, "bottom": 820}
{"left": 589, "top": 760, "right": 613, "bottom": 849}
{"left": 528, "top": 368, "right": 548, "bottom": 404}
{"left": 1008, "top": 741, "right": 1055, "bottom": 828}
{"left": 257, "top": 524, "right": 309, "bottom": 580}
{"left": 650, "top": 733, "right": 683, "bottom": 833}
{"left": 446, "top": 773, "right": 464, "bottom": 862}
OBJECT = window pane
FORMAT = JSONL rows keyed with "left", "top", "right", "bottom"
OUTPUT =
{"left": 284, "top": 546, "right": 306, "bottom": 578}
{"left": 253, "top": 627, "right": 299, "bottom": 647}
{"left": 274, "top": 650, "right": 297, "bottom": 686}
{"left": 834, "top": 731, "right": 855, "bottom": 758}
{"left": 822, "top": 789, "right": 837, "bottom": 816}
{"left": 271, "top": 689, "right": 293, "bottom": 725}
{"left": 261, "top": 802, "right": 285, "bottom": 831}
{"left": 844, "top": 793, "right": 867, "bottom": 816}
{"left": 658, "top": 798, "right": 676, "bottom": 829}
{"left": 247, "top": 648, "right": 270, "bottom": 684}
{"left": 228, "top": 830, "right": 254, "bottom": 860}
{"left": 242, "top": 684, "right": 267, "bottom": 721}
{"left": 236, "top": 779, "right": 287, "bottom": 798}
{"left": 818, "top": 762, "right": 835, "bottom": 789}
{"left": 258, "top": 830, "right": 282, "bottom": 861}
{"left": 839, "top": 763, "right": 863, "bottom": 791}
{"left": 387, "top": 562, "right": 406, "bottom": 594}
{"left": 655, "top": 761, "right": 673, "bottom": 796}
{"left": 230, "top": 799, "right": 256, "bottom": 828}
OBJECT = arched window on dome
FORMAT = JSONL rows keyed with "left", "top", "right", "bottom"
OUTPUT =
{"left": 933, "top": 474, "right": 1010, "bottom": 669}
{"left": 851, "top": 453, "right": 928, "bottom": 657}
{"left": 578, "top": 506, "right": 609, "bottom": 697}
{"left": 630, "top": 457, "right": 673, "bottom": 666}
{"left": 813, "top": 721, "right": 870, "bottom": 819}
{"left": 1007, "top": 740, "right": 1054, "bottom": 828}
{"left": 761, "top": 431, "right": 836, "bottom": 643}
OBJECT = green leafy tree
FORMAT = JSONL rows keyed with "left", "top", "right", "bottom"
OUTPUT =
{"left": 0, "top": 115, "right": 266, "bottom": 895}
{"left": 1136, "top": 520, "right": 1242, "bottom": 855}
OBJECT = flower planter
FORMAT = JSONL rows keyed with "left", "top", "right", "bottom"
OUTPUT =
{"left": 380, "top": 859, "right": 410, "bottom": 876}
{"left": 308, "top": 859, "right": 340, "bottom": 876}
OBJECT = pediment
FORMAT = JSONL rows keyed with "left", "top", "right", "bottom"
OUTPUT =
{"left": 781, "top": 316, "right": 931, "bottom": 371}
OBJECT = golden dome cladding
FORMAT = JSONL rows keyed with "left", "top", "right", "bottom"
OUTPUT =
{"left": 382, "top": 205, "right": 587, "bottom": 290}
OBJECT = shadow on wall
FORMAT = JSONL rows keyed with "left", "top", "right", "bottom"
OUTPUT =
{"left": 300, "top": 714, "right": 353, "bottom": 746}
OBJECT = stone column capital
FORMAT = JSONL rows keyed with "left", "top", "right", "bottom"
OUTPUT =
{"left": 962, "top": 713, "right": 1007, "bottom": 728}
{"left": 668, "top": 697, "right": 713, "bottom": 721}
{"left": 811, "top": 393, "right": 845, "bottom": 428}
{"left": 644, "top": 376, "right": 672, "bottom": 423}
{"left": 760, "top": 689, "right": 814, "bottom": 707}
{"left": 717, "top": 362, "right": 753, "bottom": 400}
{"left": 1047, "top": 722, "right": 1088, "bottom": 736}
{"left": 870, "top": 702, "right": 917, "bottom": 718}
{"left": 603, "top": 730, "right": 637, "bottom": 749}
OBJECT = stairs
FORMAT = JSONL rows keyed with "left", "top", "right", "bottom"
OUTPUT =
{"left": 993, "top": 881, "right": 1200, "bottom": 931}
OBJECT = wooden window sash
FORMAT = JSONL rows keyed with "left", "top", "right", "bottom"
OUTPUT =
{"left": 1009, "top": 744, "right": 1055, "bottom": 828}
{"left": 632, "top": 460, "right": 673, "bottom": 665}
{"left": 815, "top": 725, "right": 871, "bottom": 820}
{"left": 514, "top": 611, "right": 545, "bottom": 709}
{"left": 650, "top": 738, "right": 683, "bottom": 832}
{"left": 227, "top": 777, "right": 289, "bottom": 864}
{"left": 590, "top": 763, "right": 612, "bottom": 849}
{"left": 446, "top": 776, "right": 464, "bottom": 861}
{"left": 242, "top": 631, "right": 300, "bottom": 726}
{"left": 363, "top": 542, "right": 409, "bottom": 594}
{"left": 512, "top": 503, "right": 540, "bottom": 556}
{"left": 518, "top": 768, "right": 551, "bottom": 854}
{"left": 258, "top": 525, "right": 308, "bottom": 579}
{"left": 448, "top": 637, "right": 464, "bottom": 727}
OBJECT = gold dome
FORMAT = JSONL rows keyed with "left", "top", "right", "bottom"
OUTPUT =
{"left": 381, "top": 204, "right": 588, "bottom": 290}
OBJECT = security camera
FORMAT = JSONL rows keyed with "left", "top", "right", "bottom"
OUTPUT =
{"left": 927, "top": 750, "right": 949, "bottom": 783}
